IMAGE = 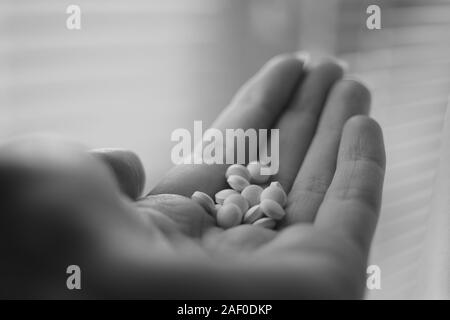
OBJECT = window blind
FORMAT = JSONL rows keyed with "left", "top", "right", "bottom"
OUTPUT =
{"left": 334, "top": 0, "right": 450, "bottom": 299}
{"left": 0, "top": 0, "right": 299, "bottom": 188}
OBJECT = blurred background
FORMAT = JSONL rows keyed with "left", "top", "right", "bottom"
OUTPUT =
{"left": 1, "top": 0, "right": 449, "bottom": 299}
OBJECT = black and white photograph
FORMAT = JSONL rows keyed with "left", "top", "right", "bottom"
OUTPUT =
{"left": 1, "top": 0, "right": 450, "bottom": 303}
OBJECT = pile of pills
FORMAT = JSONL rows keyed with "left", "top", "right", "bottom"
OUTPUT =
{"left": 191, "top": 161, "right": 287, "bottom": 229}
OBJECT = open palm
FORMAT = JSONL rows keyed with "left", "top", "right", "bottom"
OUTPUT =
{"left": 0, "top": 54, "right": 385, "bottom": 299}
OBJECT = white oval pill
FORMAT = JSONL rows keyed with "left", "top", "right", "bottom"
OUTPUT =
{"left": 217, "top": 203, "right": 243, "bottom": 229}
{"left": 270, "top": 181, "right": 283, "bottom": 189}
{"left": 260, "top": 199, "right": 286, "bottom": 220}
{"left": 225, "top": 164, "right": 251, "bottom": 181}
{"left": 243, "top": 204, "right": 264, "bottom": 224}
{"left": 227, "top": 175, "right": 250, "bottom": 192}
{"left": 247, "top": 161, "right": 270, "bottom": 184}
{"left": 191, "top": 191, "right": 216, "bottom": 215}
{"left": 223, "top": 193, "right": 249, "bottom": 214}
{"left": 260, "top": 183, "right": 287, "bottom": 207}
{"left": 253, "top": 217, "right": 277, "bottom": 229}
{"left": 211, "top": 204, "right": 222, "bottom": 219}
{"left": 215, "top": 189, "right": 238, "bottom": 205}
{"left": 241, "top": 184, "right": 263, "bottom": 207}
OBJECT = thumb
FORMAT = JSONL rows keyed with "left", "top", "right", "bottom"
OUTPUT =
{"left": 90, "top": 148, "right": 146, "bottom": 200}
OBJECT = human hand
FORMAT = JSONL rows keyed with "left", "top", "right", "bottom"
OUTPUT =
{"left": 0, "top": 54, "right": 385, "bottom": 299}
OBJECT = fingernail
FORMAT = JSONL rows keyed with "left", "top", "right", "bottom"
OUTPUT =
{"left": 342, "top": 75, "right": 371, "bottom": 90}
{"left": 333, "top": 57, "right": 349, "bottom": 71}
{"left": 294, "top": 51, "right": 311, "bottom": 65}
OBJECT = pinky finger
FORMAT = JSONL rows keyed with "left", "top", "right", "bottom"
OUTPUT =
{"left": 314, "top": 115, "right": 386, "bottom": 255}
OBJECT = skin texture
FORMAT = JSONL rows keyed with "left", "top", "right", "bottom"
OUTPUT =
{"left": 0, "top": 54, "right": 385, "bottom": 299}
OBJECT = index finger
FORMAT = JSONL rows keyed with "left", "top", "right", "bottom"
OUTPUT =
{"left": 150, "top": 54, "right": 306, "bottom": 197}
{"left": 314, "top": 116, "right": 386, "bottom": 254}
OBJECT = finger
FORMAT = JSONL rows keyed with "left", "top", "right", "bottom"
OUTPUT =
{"left": 284, "top": 79, "right": 371, "bottom": 226}
{"left": 91, "top": 148, "right": 146, "bottom": 200}
{"left": 272, "top": 59, "right": 345, "bottom": 192}
{"left": 315, "top": 116, "right": 386, "bottom": 254}
{"left": 151, "top": 53, "right": 306, "bottom": 197}
{"left": 0, "top": 136, "right": 131, "bottom": 219}
{"left": 0, "top": 137, "right": 150, "bottom": 297}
